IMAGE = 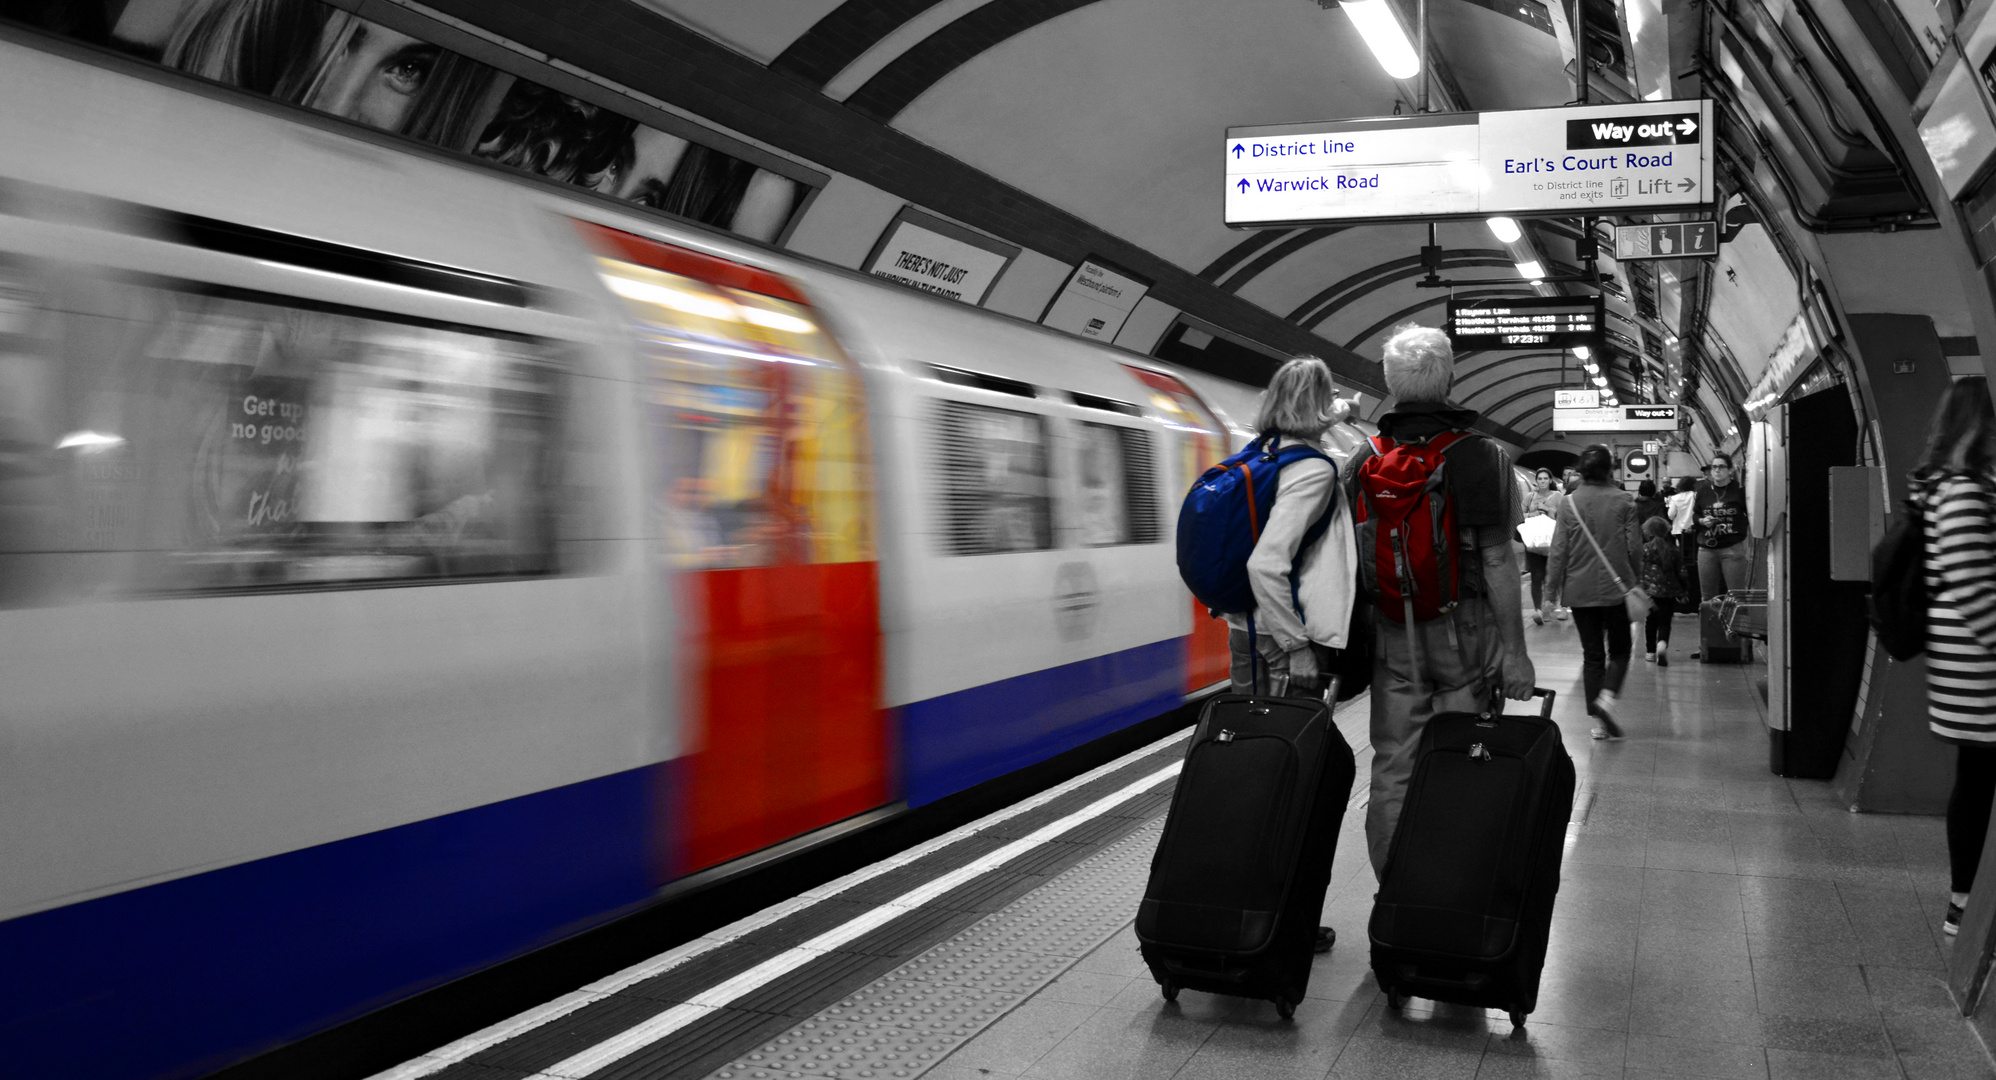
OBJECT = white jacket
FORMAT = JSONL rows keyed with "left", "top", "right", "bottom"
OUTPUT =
{"left": 1223, "top": 438, "right": 1360, "bottom": 653}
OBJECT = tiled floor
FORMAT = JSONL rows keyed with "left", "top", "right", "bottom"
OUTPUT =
{"left": 908, "top": 616, "right": 1994, "bottom": 1080}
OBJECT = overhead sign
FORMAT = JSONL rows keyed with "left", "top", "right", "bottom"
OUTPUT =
{"left": 1553, "top": 404, "right": 1681, "bottom": 432}
{"left": 1643, "top": 440, "right": 1661, "bottom": 453}
{"left": 1447, "top": 295, "right": 1605, "bottom": 349}
{"left": 1225, "top": 100, "right": 1715, "bottom": 227}
{"left": 863, "top": 206, "right": 1018, "bottom": 306}
{"left": 1555, "top": 389, "right": 1601, "bottom": 409}
{"left": 1612, "top": 221, "right": 1719, "bottom": 260}
{"left": 1041, "top": 258, "right": 1151, "bottom": 342}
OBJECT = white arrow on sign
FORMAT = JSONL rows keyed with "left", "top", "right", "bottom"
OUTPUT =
{"left": 1678, "top": 118, "right": 1698, "bottom": 135}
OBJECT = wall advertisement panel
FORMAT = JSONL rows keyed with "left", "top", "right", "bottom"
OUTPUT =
{"left": 9, "top": 0, "right": 819, "bottom": 243}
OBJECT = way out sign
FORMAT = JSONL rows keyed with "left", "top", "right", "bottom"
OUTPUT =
{"left": 1224, "top": 100, "right": 1715, "bottom": 228}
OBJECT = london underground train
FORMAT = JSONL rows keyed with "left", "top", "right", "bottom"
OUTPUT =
{"left": 0, "top": 33, "right": 1390, "bottom": 1079}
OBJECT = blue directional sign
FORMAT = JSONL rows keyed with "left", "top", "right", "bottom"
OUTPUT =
{"left": 1225, "top": 100, "right": 1716, "bottom": 228}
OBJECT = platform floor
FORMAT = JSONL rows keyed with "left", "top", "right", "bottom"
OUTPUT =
{"left": 375, "top": 619, "right": 1993, "bottom": 1080}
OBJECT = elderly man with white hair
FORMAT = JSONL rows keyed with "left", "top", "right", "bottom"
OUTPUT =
{"left": 1345, "top": 324, "right": 1537, "bottom": 877}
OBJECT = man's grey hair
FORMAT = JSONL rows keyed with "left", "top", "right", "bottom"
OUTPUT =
{"left": 1382, "top": 324, "right": 1455, "bottom": 404}
{"left": 1254, "top": 355, "right": 1346, "bottom": 437}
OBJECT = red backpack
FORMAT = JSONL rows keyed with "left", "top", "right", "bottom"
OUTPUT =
{"left": 1353, "top": 431, "right": 1469, "bottom": 624}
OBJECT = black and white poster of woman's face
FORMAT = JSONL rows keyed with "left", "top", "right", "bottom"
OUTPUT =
{"left": 26, "top": 0, "right": 801, "bottom": 241}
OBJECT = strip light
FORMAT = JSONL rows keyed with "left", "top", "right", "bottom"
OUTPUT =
{"left": 1340, "top": 0, "right": 1421, "bottom": 79}
{"left": 1515, "top": 259, "right": 1546, "bottom": 280}
{"left": 1486, "top": 217, "right": 1522, "bottom": 243}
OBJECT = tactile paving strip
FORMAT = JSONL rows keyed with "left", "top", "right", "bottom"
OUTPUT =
{"left": 702, "top": 814, "right": 1169, "bottom": 1080}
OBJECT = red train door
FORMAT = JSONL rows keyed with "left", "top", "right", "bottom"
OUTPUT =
{"left": 583, "top": 223, "right": 888, "bottom": 873}
{"left": 1121, "top": 365, "right": 1235, "bottom": 692}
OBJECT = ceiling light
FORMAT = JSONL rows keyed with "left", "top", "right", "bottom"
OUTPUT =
{"left": 1340, "top": 0, "right": 1422, "bottom": 79}
{"left": 1515, "top": 259, "right": 1545, "bottom": 279}
{"left": 1487, "top": 217, "right": 1522, "bottom": 243}
{"left": 1571, "top": 345, "right": 1590, "bottom": 360}
{"left": 1583, "top": 362, "right": 1599, "bottom": 374}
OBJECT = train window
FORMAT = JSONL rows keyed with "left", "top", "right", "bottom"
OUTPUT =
{"left": 0, "top": 262, "right": 561, "bottom": 608}
{"left": 1121, "top": 365, "right": 1232, "bottom": 492}
{"left": 1075, "top": 422, "right": 1162, "bottom": 546}
{"left": 589, "top": 240, "right": 873, "bottom": 569}
{"left": 932, "top": 401, "right": 1054, "bottom": 556}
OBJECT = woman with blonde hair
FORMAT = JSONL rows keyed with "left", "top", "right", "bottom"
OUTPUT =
{"left": 1222, "top": 356, "right": 1355, "bottom": 697}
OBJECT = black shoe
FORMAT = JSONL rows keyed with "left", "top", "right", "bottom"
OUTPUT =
{"left": 1946, "top": 904, "right": 1964, "bottom": 936}
{"left": 1315, "top": 926, "right": 1336, "bottom": 953}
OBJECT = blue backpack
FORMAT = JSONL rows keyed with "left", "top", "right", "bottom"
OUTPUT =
{"left": 1176, "top": 433, "right": 1335, "bottom": 615}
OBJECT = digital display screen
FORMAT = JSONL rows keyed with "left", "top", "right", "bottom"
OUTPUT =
{"left": 1446, "top": 295, "right": 1604, "bottom": 349}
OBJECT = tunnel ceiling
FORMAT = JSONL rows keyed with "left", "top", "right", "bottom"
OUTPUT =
{"left": 626, "top": 0, "right": 1820, "bottom": 450}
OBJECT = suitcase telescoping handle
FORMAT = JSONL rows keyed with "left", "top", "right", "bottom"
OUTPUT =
{"left": 1491, "top": 686, "right": 1556, "bottom": 719}
{"left": 1268, "top": 671, "right": 1341, "bottom": 704}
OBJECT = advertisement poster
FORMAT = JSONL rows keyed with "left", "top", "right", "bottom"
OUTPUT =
{"left": 862, "top": 207, "right": 1017, "bottom": 305}
{"left": 1040, "top": 258, "right": 1149, "bottom": 342}
{"left": 12, "top": 0, "right": 810, "bottom": 241}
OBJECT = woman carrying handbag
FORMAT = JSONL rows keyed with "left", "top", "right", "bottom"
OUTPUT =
{"left": 1546, "top": 445, "right": 1649, "bottom": 740}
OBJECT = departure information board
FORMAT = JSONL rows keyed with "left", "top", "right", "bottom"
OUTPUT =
{"left": 1446, "top": 295, "right": 1604, "bottom": 349}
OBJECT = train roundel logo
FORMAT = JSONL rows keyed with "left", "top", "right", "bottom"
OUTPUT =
{"left": 1053, "top": 561, "right": 1102, "bottom": 642}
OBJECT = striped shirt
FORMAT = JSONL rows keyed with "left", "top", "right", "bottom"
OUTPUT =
{"left": 1923, "top": 472, "right": 1996, "bottom": 743}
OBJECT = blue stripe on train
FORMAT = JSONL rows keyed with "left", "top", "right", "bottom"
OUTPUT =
{"left": 0, "top": 761, "right": 673, "bottom": 1080}
{"left": 899, "top": 637, "right": 1186, "bottom": 806}
{"left": 0, "top": 639, "right": 1181, "bottom": 1078}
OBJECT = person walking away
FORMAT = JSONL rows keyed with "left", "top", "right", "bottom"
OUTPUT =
{"left": 1639, "top": 515, "right": 1686, "bottom": 664}
{"left": 1634, "top": 479, "right": 1664, "bottom": 530}
{"left": 1911, "top": 378, "right": 1996, "bottom": 936}
{"left": 1348, "top": 325, "right": 1536, "bottom": 877}
{"left": 1666, "top": 477, "right": 1701, "bottom": 600}
{"left": 1216, "top": 357, "right": 1356, "bottom": 696}
{"left": 1694, "top": 454, "right": 1751, "bottom": 599}
{"left": 1546, "top": 444, "right": 1643, "bottom": 739}
{"left": 1521, "top": 468, "right": 1565, "bottom": 625}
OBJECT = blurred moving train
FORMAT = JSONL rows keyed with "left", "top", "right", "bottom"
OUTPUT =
{"left": 0, "top": 30, "right": 1390, "bottom": 1080}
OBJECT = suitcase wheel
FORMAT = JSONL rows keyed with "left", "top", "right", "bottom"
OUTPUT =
{"left": 1274, "top": 996, "right": 1294, "bottom": 1020}
{"left": 1159, "top": 981, "right": 1178, "bottom": 1003}
{"left": 1508, "top": 1010, "right": 1526, "bottom": 1031}
{"left": 1386, "top": 989, "right": 1408, "bottom": 1011}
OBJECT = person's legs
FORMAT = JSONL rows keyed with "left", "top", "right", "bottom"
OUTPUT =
{"left": 1603, "top": 609, "right": 1632, "bottom": 696}
{"left": 1720, "top": 542, "right": 1751, "bottom": 592}
{"left": 1526, "top": 552, "right": 1548, "bottom": 610}
{"left": 1364, "top": 602, "right": 1495, "bottom": 877}
{"left": 1697, "top": 546, "right": 1729, "bottom": 601}
{"left": 1947, "top": 744, "right": 1996, "bottom": 897}
{"left": 1571, "top": 606, "right": 1608, "bottom": 705}
{"left": 1647, "top": 597, "right": 1675, "bottom": 655}
{"left": 1227, "top": 626, "right": 1291, "bottom": 696}
{"left": 1679, "top": 534, "right": 1702, "bottom": 599}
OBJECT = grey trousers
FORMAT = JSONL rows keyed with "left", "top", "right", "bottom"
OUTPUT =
{"left": 1365, "top": 598, "right": 1502, "bottom": 877}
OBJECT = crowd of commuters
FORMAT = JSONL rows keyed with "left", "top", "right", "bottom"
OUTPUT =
{"left": 1219, "top": 327, "right": 1996, "bottom": 941}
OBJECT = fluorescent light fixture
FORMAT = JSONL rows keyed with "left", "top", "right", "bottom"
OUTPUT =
{"left": 604, "top": 274, "right": 739, "bottom": 322}
{"left": 737, "top": 306, "right": 816, "bottom": 335}
{"left": 1340, "top": 0, "right": 1422, "bottom": 80}
{"left": 1592, "top": 375, "right": 1608, "bottom": 386}
{"left": 1515, "top": 259, "right": 1546, "bottom": 279}
{"left": 1571, "top": 345, "right": 1590, "bottom": 360}
{"left": 1583, "top": 362, "right": 1599, "bottom": 374}
{"left": 56, "top": 430, "right": 124, "bottom": 451}
{"left": 1486, "top": 217, "right": 1522, "bottom": 243}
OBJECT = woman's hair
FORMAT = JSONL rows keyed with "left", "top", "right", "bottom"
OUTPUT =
{"left": 1676, "top": 476, "right": 1697, "bottom": 493}
{"left": 1577, "top": 444, "right": 1614, "bottom": 482}
{"left": 475, "top": 82, "right": 637, "bottom": 191}
{"left": 1643, "top": 515, "right": 1671, "bottom": 539}
{"left": 1919, "top": 376, "right": 1995, "bottom": 476}
{"left": 1638, "top": 479, "right": 1656, "bottom": 498}
{"left": 1535, "top": 468, "right": 1552, "bottom": 481}
{"left": 161, "top": 0, "right": 329, "bottom": 97}
{"left": 1381, "top": 324, "right": 1454, "bottom": 403}
{"left": 1254, "top": 356, "right": 1343, "bottom": 436}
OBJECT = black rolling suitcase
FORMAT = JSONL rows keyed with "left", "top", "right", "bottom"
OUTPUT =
{"left": 1135, "top": 676, "right": 1356, "bottom": 1019}
{"left": 1369, "top": 688, "right": 1574, "bottom": 1031}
